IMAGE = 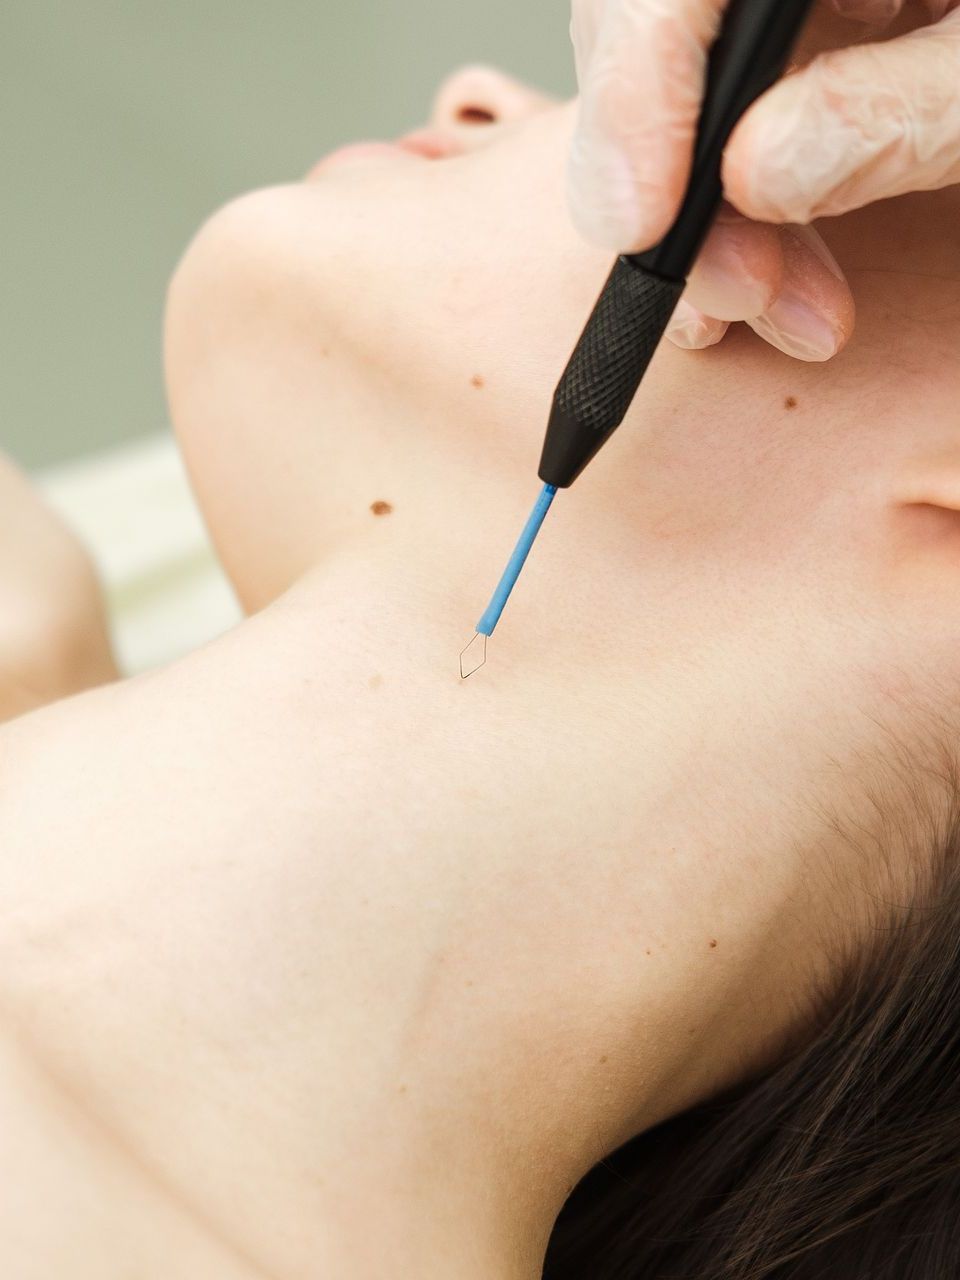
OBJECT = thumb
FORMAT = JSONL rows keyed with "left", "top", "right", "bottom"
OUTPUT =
{"left": 568, "top": 0, "right": 726, "bottom": 251}
{"left": 724, "top": 8, "right": 960, "bottom": 224}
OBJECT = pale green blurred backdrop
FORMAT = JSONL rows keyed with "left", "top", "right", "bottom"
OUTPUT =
{"left": 3, "top": 1, "right": 573, "bottom": 469}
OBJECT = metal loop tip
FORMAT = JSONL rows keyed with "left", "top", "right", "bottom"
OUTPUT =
{"left": 459, "top": 633, "right": 487, "bottom": 680}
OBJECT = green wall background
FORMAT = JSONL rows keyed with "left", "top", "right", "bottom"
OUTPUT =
{"left": 3, "top": 1, "right": 574, "bottom": 469}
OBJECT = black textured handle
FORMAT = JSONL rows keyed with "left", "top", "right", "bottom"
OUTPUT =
{"left": 538, "top": 260, "right": 684, "bottom": 488}
{"left": 537, "top": 0, "right": 816, "bottom": 489}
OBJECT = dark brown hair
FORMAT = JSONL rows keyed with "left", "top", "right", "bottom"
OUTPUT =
{"left": 543, "top": 742, "right": 960, "bottom": 1279}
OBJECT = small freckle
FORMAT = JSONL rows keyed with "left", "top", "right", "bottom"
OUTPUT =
{"left": 465, "top": 978, "right": 474, "bottom": 987}
{"left": 599, "top": 1055, "right": 608, "bottom": 1064}
{"left": 370, "top": 500, "right": 393, "bottom": 516}
{"left": 369, "top": 673, "right": 383, "bottom": 690}
{"left": 785, "top": 395, "right": 798, "bottom": 410}
{"left": 709, "top": 939, "right": 718, "bottom": 949}
{"left": 471, "top": 374, "right": 485, "bottom": 389}
{"left": 397, "top": 1083, "right": 407, "bottom": 1094}
{"left": 645, "top": 948, "right": 652, "bottom": 956}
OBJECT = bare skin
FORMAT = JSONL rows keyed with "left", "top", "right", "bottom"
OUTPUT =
{"left": 2, "top": 44, "right": 960, "bottom": 1280}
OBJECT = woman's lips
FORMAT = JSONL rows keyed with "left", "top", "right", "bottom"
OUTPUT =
{"left": 308, "top": 129, "right": 462, "bottom": 178}
{"left": 397, "top": 128, "right": 462, "bottom": 160}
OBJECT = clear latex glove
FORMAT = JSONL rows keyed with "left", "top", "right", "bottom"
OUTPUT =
{"left": 569, "top": 0, "right": 959, "bottom": 360}
{"left": 664, "top": 205, "right": 855, "bottom": 361}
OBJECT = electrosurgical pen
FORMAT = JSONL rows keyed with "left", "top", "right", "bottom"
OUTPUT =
{"left": 460, "top": 0, "right": 816, "bottom": 679}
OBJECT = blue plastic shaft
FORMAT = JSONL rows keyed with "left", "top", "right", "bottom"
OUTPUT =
{"left": 476, "top": 484, "right": 558, "bottom": 637}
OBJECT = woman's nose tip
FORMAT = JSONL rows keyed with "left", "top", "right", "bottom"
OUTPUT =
{"left": 431, "top": 65, "right": 555, "bottom": 131}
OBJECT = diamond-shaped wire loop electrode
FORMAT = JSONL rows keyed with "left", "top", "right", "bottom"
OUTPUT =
{"left": 459, "top": 633, "right": 487, "bottom": 680}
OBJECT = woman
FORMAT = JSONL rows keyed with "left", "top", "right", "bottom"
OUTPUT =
{"left": 2, "top": 15, "right": 959, "bottom": 1280}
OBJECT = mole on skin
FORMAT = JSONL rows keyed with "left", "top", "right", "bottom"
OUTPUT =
{"left": 471, "top": 374, "right": 485, "bottom": 389}
{"left": 784, "top": 395, "right": 798, "bottom": 410}
{"left": 370, "top": 500, "right": 393, "bottom": 516}
{"left": 709, "top": 939, "right": 718, "bottom": 949}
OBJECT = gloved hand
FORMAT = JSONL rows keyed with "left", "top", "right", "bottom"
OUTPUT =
{"left": 569, "top": 0, "right": 960, "bottom": 360}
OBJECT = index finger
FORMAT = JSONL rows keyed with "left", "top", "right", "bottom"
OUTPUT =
{"left": 569, "top": 0, "right": 727, "bottom": 251}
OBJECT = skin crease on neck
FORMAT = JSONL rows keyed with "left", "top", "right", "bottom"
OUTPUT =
{"left": 3, "top": 33, "right": 960, "bottom": 1280}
